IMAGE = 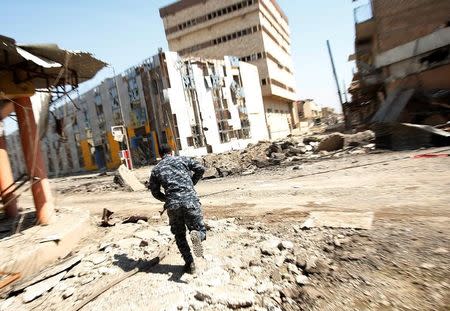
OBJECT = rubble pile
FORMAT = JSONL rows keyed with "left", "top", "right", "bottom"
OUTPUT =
{"left": 0, "top": 217, "right": 370, "bottom": 310}
{"left": 58, "top": 180, "right": 124, "bottom": 194}
{"left": 201, "top": 130, "right": 376, "bottom": 178}
{"left": 0, "top": 220, "right": 173, "bottom": 310}
{"left": 1, "top": 214, "right": 447, "bottom": 310}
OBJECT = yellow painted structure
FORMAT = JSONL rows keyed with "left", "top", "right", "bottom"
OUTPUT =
{"left": 80, "top": 140, "right": 97, "bottom": 171}
{"left": 106, "top": 132, "right": 122, "bottom": 169}
{"left": 165, "top": 127, "right": 177, "bottom": 152}
{"left": 151, "top": 131, "right": 160, "bottom": 158}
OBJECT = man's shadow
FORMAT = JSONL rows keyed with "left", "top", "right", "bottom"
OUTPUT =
{"left": 113, "top": 254, "right": 187, "bottom": 283}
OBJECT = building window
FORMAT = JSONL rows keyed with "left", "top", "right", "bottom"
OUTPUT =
{"left": 267, "top": 108, "right": 272, "bottom": 113}
{"left": 261, "top": 78, "right": 267, "bottom": 85}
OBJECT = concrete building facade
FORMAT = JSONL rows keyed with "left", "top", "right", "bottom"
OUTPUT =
{"left": 159, "top": 0, "right": 297, "bottom": 139}
{"left": 6, "top": 51, "right": 268, "bottom": 177}
{"left": 346, "top": 0, "right": 450, "bottom": 127}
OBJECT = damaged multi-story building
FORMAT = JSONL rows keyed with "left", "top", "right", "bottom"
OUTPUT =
{"left": 346, "top": 0, "right": 450, "bottom": 128}
{"left": 159, "top": 0, "right": 297, "bottom": 139}
{"left": 7, "top": 51, "right": 268, "bottom": 177}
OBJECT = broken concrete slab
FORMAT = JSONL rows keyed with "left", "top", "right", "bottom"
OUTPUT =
{"left": 301, "top": 211, "right": 374, "bottom": 230}
{"left": 115, "top": 165, "right": 146, "bottom": 191}
{"left": 22, "top": 271, "right": 66, "bottom": 303}
{"left": 0, "top": 208, "right": 89, "bottom": 281}
{"left": 13, "top": 255, "right": 83, "bottom": 292}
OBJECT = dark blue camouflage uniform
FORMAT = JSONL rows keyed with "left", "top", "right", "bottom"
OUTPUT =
{"left": 149, "top": 155, "right": 206, "bottom": 264}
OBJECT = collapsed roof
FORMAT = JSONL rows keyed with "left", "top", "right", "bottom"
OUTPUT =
{"left": 0, "top": 34, "right": 106, "bottom": 92}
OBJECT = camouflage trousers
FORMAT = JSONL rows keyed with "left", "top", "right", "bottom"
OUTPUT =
{"left": 166, "top": 200, "right": 206, "bottom": 264}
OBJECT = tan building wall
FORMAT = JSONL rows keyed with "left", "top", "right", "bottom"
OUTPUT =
{"left": 302, "top": 100, "right": 321, "bottom": 120}
{"left": 372, "top": 0, "right": 450, "bottom": 53}
{"left": 160, "top": 0, "right": 297, "bottom": 139}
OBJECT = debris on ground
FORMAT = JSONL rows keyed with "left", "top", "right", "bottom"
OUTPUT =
{"left": 114, "top": 165, "right": 146, "bottom": 191}
{"left": 373, "top": 122, "right": 450, "bottom": 150}
{"left": 200, "top": 131, "right": 376, "bottom": 178}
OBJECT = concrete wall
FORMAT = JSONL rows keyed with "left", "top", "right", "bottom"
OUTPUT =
{"left": 263, "top": 97, "right": 292, "bottom": 139}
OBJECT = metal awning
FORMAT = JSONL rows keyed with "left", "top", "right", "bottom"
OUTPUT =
{"left": 0, "top": 34, "right": 107, "bottom": 90}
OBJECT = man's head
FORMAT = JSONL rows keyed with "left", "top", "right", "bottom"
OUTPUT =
{"left": 159, "top": 143, "right": 173, "bottom": 156}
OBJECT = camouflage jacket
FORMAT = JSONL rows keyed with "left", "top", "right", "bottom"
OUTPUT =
{"left": 148, "top": 155, "right": 205, "bottom": 207}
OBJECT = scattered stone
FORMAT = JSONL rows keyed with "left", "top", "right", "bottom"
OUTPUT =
{"left": 278, "top": 241, "right": 294, "bottom": 250}
{"left": 203, "top": 167, "right": 219, "bottom": 179}
{"left": 295, "top": 275, "right": 310, "bottom": 285}
{"left": 287, "top": 263, "right": 300, "bottom": 275}
{"left": 99, "top": 242, "right": 114, "bottom": 251}
{"left": 275, "top": 256, "right": 285, "bottom": 267}
{"left": 137, "top": 219, "right": 147, "bottom": 225}
{"left": 199, "top": 267, "right": 230, "bottom": 287}
{"left": 323, "top": 245, "right": 335, "bottom": 253}
{"left": 333, "top": 237, "right": 342, "bottom": 247}
{"left": 279, "top": 287, "right": 300, "bottom": 299}
{"left": 248, "top": 259, "right": 261, "bottom": 267}
{"left": 433, "top": 247, "right": 448, "bottom": 255}
{"left": 305, "top": 257, "right": 329, "bottom": 274}
{"left": 256, "top": 281, "right": 274, "bottom": 294}
{"left": 260, "top": 240, "right": 281, "bottom": 256}
{"left": 340, "top": 252, "right": 366, "bottom": 261}
{"left": 270, "top": 270, "right": 282, "bottom": 282}
{"left": 98, "top": 267, "right": 111, "bottom": 275}
{"left": 295, "top": 254, "right": 307, "bottom": 269}
{"left": 62, "top": 287, "right": 75, "bottom": 299}
{"left": 420, "top": 263, "right": 436, "bottom": 270}
{"left": 139, "top": 240, "right": 149, "bottom": 247}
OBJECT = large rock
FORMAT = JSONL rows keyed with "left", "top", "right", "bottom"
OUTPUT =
{"left": 317, "top": 134, "right": 345, "bottom": 152}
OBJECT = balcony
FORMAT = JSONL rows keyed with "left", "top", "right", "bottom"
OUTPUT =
{"left": 354, "top": 2, "right": 375, "bottom": 43}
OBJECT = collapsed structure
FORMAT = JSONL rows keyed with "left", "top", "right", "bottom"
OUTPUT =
{"left": 7, "top": 51, "right": 268, "bottom": 176}
{"left": 0, "top": 34, "right": 105, "bottom": 222}
{"left": 346, "top": 0, "right": 450, "bottom": 128}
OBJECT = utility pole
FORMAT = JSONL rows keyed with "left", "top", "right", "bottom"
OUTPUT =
{"left": 112, "top": 66, "right": 133, "bottom": 170}
{"left": 342, "top": 79, "right": 349, "bottom": 103}
{"left": 326, "top": 40, "right": 344, "bottom": 108}
{"left": 327, "top": 40, "right": 348, "bottom": 127}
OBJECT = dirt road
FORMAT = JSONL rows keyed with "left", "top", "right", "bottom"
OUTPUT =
{"left": 6, "top": 147, "right": 449, "bottom": 310}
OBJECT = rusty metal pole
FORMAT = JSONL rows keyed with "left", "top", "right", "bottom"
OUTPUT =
{"left": 0, "top": 126, "right": 18, "bottom": 218}
{"left": 13, "top": 97, "right": 54, "bottom": 224}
